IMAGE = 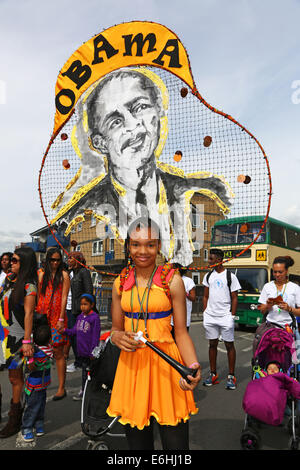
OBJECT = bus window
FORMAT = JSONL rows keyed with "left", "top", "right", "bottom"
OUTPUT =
{"left": 212, "top": 222, "right": 266, "bottom": 246}
{"left": 237, "top": 222, "right": 266, "bottom": 244}
{"left": 289, "top": 274, "right": 300, "bottom": 286}
{"left": 270, "top": 222, "right": 286, "bottom": 247}
{"left": 229, "top": 268, "right": 268, "bottom": 293}
{"left": 286, "top": 229, "right": 300, "bottom": 251}
{"left": 212, "top": 224, "right": 237, "bottom": 245}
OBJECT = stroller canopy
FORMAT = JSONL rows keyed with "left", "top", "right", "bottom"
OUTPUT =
{"left": 254, "top": 328, "right": 296, "bottom": 373}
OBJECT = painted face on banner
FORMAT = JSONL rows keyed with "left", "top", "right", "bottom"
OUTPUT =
{"left": 91, "top": 74, "right": 161, "bottom": 173}
{"left": 40, "top": 22, "right": 272, "bottom": 268}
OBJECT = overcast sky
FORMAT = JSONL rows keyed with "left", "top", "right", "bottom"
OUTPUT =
{"left": 0, "top": 0, "right": 300, "bottom": 253}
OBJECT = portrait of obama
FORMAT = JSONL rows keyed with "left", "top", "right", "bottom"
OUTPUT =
{"left": 52, "top": 67, "right": 232, "bottom": 265}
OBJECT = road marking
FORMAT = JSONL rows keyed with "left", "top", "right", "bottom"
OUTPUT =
{"left": 49, "top": 431, "right": 85, "bottom": 450}
{"left": 241, "top": 346, "right": 252, "bottom": 352}
{"left": 237, "top": 334, "right": 253, "bottom": 341}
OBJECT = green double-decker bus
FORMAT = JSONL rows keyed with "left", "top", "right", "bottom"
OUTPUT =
{"left": 210, "top": 215, "right": 300, "bottom": 328}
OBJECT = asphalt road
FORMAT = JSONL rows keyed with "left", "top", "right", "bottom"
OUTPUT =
{"left": 0, "top": 321, "right": 296, "bottom": 452}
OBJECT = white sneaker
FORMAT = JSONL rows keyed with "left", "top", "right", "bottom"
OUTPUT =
{"left": 73, "top": 390, "right": 83, "bottom": 401}
{"left": 66, "top": 363, "right": 79, "bottom": 373}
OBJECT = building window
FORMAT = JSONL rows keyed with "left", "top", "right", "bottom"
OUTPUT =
{"left": 92, "top": 240, "right": 103, "bottom": 255}
{"left": 203, "top": 220, "right": 208, "bottom": 232}
{"left": 77, "top": 222, "right": 82, "bottom": 232}
{"left": 109, "top": 238, "right": 114, "bottom": 252}
{"left": 192, "top": 212, "right": 200, "bottom": 228}
{"left": 90, "top": 216, "right": 96, "bottom": 228}
{"left": 192, "top": 273, "right": 200, "bottom": 285}
{"left": 193, "top": 242, "right": 200, "bottom": 257}
{"left": 75, "top": 245, "right": 81, "bottom": 252}
{"left": 204, "top": 248, "right": 208, "bottom": 261}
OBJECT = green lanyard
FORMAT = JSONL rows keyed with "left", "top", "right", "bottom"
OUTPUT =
{"left": 130, "top": 266, "right": 157, "bottom": 337}
{"left": 276, "top": 282, "right": 288, "bottom": 313}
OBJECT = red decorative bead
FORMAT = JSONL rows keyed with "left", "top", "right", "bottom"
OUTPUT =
{"left": 62, "top": 159, "right": 70, "bottom": 169}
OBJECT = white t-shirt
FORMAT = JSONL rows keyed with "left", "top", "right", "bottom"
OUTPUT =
{"left": 203, "top": 269, "right": 241, "bottom": 317}
{"left": 66, "top": 271, "right": 73, "bottom": 310}
{"left": 171, "top": 275, "right": 196, "bottom": 327}
{"left": 182, "top": 275, "right": 196, "bottom": 326}
{"left": 258, "top": 281, "right": 300, "bottom": 326}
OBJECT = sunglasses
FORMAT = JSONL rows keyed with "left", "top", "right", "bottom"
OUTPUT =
{"left": 11, "top": 257, "right": 20, "bottom": 264}
{"left": 50, "top": 258, "right": 61, "bottom": 263}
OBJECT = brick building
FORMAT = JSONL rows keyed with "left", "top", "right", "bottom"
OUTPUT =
{"left": 68, "top": 193, "right": 225, "bottom": 288}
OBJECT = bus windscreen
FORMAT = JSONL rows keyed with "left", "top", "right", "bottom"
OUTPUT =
{"left": 229, "top": 268, "right": 268, "bottom": 293}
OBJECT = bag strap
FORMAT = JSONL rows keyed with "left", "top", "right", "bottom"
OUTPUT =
{"left": 207, "top": 269, "right": 232, "bottom": 293}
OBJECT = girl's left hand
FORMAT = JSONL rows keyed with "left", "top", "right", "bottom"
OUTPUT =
{"left": 278, "top": 302, "right": 290, "bottom": 311}
{"left": 179, "top": 364, "right": 201, "bottom": 391}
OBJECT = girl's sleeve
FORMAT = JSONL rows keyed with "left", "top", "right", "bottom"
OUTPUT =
{"left": 25, "top": 283, "right": 37, "bottom": 297}
{"left": 90, "top": 316, "right": 101, "bottom": 354}
{"left": 258, "top": 285, "right": 267, "bottom": 304}
{"left": 64, "top": 317, "right": 79, "bottom": 337}
{"left": 114, "top": 276, "right": 121, "bottom": 295}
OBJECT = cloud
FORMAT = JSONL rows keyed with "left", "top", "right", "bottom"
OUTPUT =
{"left": 0, "top": 229, "right": 31, "bottom": 254}
{"left": 282, "top": 205, "right": 300, "bottom": 227}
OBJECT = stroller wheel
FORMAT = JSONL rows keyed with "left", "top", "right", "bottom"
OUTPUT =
{"left": 240, "top": 428, "right": 261, "bottom": 450}
{"left": 87, "top": 440, "right": 110, "bottom": 450}
{"left": 287, "top": 416, "right": 300, "bottom": 435}
{"left": 289, "top": 437, "right": 299, "bottom": 451}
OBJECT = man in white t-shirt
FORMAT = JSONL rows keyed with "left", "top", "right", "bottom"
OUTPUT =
{"left": 202, "top": 249, "right": 241, "bottom": 390}
{"left": 171, "top": 267, "right": 196, "bottom": 336}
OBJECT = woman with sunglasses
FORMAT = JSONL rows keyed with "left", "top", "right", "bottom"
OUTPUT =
{"left": 107, "top": 217, "right": 201, "bottom": 450}
{"left": 36, "top": 247, "right": 70, "bottom": 400}
{"left": 0, "top": 247, "right": 37, "bottom": 438}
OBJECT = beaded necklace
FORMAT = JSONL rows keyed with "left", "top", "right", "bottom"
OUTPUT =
{"left": 130, "top": 266, "right": 157, "bottom": 338}
{"left": 275, "top": 281, "right": 288, "bottom": 313}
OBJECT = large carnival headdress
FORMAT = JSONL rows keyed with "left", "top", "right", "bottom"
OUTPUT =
{"left": 39, "top": 21, "right": 272, "bottom": 270}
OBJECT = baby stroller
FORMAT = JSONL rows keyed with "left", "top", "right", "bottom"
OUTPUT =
{"left": 81, "top": 332, "right": 127, "bottom": 450}
{"left": 241, "top": 325, "right": 300, "bottom": 450}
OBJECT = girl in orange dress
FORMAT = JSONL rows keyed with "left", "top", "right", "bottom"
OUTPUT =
{"left": 36, "top": 248, "right": 70, "bottom": 400}
{"left": 107, "top": 218, "right": 201, "bottom": 450}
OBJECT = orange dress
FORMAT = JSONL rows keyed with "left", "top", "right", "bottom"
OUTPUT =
{"left": 106, "top": 266, "right": 198, "bottom": 430}
{"left": 36, "top": 278, "right": 68, "bottom": 347}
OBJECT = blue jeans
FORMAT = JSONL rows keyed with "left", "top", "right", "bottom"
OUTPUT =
{"left": 22, "top": 389, "right": 47, "bottom": 433}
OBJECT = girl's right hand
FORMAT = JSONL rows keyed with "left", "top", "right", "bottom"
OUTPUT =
{"left": 111, "top": 330, "right": 142, "bottom": 352}
{"left": 266, "top": 298, "right": 275, "bottom": 308}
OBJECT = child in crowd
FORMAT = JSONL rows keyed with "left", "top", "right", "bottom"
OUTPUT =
{"left": 266, "top": 361, "right": 282, "bottom": 375}
{"left": 243, "top": 360, "right": 300, "bottom": 426}
{"left": 60, "top": 293, "right": 101, "bottom": 401}
{"left": 21, "top": 324, "right": 53, "bottom": 442}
